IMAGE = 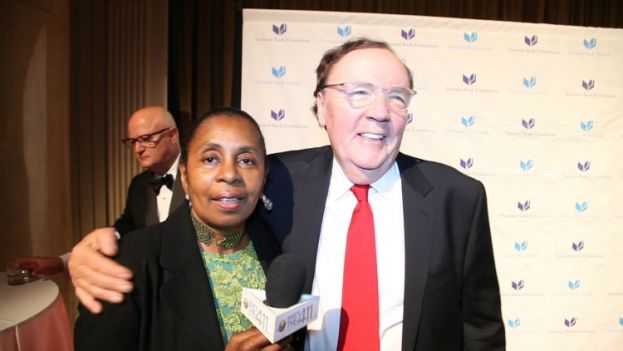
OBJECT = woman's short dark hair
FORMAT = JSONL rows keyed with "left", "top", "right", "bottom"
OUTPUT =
{"left": 181, "top": 107, "right": 266, "bottom": 164}
{"left": 311, "top": 38, "right": 413, "bottom": 116}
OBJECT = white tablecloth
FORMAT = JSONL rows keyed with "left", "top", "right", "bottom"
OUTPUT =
{"left": 0, "top": 272, "right": 73, "bottom": 351}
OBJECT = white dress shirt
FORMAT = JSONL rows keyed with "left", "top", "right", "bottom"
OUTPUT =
{"left": 156, "top": 155, "right": 180, "bottom": 222}
{"left": 306, "top": 159, "right": 405, "bottom": 351}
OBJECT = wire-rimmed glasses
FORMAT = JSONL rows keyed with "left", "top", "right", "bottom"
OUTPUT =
{"left": 321, "top": 81, "right": 416, "bottom": 116}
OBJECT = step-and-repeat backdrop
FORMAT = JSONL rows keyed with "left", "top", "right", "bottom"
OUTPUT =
{"left": 241, "top": 9, "right": 623, "bottom": 350}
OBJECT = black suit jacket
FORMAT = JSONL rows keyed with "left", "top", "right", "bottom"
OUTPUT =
{"left": 253, "top": 146, "right": 505, "bottom": 351}
{"left": 114, "top": 168, "right": 185, "bottom": 236}
{"left": 75, "top": 202, "right": 282, "bottom": 351}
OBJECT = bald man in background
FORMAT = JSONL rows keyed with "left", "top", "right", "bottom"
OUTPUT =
{"left": 112, "top": 106, "right": 184, "bottom": 235}
{"left": 11, "top": 107, "right": 184, "bottom": 288}
{"left": 68, "top": 106, "right": 184, "bottom": 304}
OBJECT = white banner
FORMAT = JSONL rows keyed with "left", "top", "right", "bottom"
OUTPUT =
{"left": 242, "top": 9, "right": 623, "bottom": 350}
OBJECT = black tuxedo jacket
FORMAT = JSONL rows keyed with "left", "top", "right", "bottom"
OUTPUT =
{"left": 253, "top": 146, "right": 505, "bottom": 351}
{"left": 114, "top": 168, "right": 185, "bottom": 236}
{"left": 75, "top": 202, "right": 282, "bottom": 351}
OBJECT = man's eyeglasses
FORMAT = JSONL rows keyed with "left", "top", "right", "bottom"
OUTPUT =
{"left": 121, "top": 128, "right": 172, "bottom": 148}
{"left": 321, "top": 82, "right": 416, "bottom": 116}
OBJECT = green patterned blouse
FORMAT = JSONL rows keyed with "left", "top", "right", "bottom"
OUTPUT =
{"left": 201, "top": 243, "right": 267, "bottom": 343}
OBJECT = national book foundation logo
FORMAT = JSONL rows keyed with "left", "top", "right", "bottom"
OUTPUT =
{"left": 459, "top": 158, "right": 473, "bottom": 169}
{"left": 514, "top": 241, "right": 528, "bottom": 252}
{"left": 463, "top": 32, "right": 477, "bottom": 43}
{"left": 521, "top": 118, "right": 535, "bottom": 129}
{"left": 520, "top": 160, "right": 533, "bottom": 171}
{"left": 523, "top": 76, "right": 537, "bottom": 88}
{"left": 270, "top": 109, "right": 285, "bottom": 121}
{"left": 272, "top": 23, "right": 287, "bottom": 35}
{"left": 517, "top": 200, "right": 530, "bottom": 212}
{"left": 271, "top": 66, "right": 286, "bottom": 78}
{"left": 337, "top": 25, "right": 351, "bottom": 37}
{"left": 524, "top": 35, "right": 538, "bottom": 47}
{"left": 401, "top": 28, "right": 415, "bottom": 40}
{"left": 580, "top": 120, "right": 593, "bottom": 131}
{"left": 462, "top": 73, "right": 477, "bottom": 86}
{"left": 460, "top": 115, "right": 475, "bottom": 127}
{"left": 583, "top": 38, "right": 597, "bottom": 49}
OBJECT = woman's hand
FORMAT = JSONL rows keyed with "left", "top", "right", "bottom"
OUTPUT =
{"left": 225, "top": 328, "right": 293, "bottom": 351}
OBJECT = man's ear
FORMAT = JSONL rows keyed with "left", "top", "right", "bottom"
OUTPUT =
{"left": 316, "top": 94, "right": 327, "bottom": 128}
{"left": 169, "top": 128, "right": 179, "bottom": 142}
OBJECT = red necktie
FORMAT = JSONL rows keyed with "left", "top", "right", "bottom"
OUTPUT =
{"left": 338, "top": 184, "right": 380, "bottom": 351}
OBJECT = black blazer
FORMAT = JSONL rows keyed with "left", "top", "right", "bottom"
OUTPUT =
{"left": 114, "top": 168, "right": 185, "bottom": 236}
{"left": 254, "top": 146, "right": 505, "bottom": 351}
{"left": 75, "top": 202, "right": 281, "bottom": 351}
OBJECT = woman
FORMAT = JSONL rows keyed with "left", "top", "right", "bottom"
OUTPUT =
{"left": 74, "top": 108, "right": 283, "bottom": 350}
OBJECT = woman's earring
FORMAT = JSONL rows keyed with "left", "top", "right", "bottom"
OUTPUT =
{"left": 185, "top": 193, "right": 192, "bottom": 207}
{"left": 261, "top": 194, "right": 273, "bottom": 211}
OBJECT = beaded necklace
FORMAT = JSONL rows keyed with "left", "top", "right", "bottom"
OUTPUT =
{"left": 191, "top": 215, "right": 244, "bottom": 249}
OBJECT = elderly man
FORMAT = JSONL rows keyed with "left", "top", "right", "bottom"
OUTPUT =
{"left": 70, "top": 106, "right": 183, "bottom": 306}
{"left": 11, "top": 107, "right": 184, "bottom": 297}
{"left": 113, "top": 106, "right": 184, "bottom": 234}
{"left": 69, "top": 40, "right": 505, "bottom": 351}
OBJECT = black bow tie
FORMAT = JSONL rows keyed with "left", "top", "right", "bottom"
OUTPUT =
{"left": 150, "top": 173, "right": 174, "bottom": 195}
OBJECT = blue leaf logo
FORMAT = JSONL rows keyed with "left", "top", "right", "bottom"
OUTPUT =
{"left": 575, "top": 201, "right": 588, "bottom": 212}
{"left": 401, "top": 28, "right": 415, "bottom": 40}
{"left": 580, "top": 120, "right": 593, "bottom": 131}
{"left": 577, "top": 161, "right": 590, "bottom": 172}
{"left": 524, "top": 35, "right": 538, "bottom": 46}
{"left": 572, "top": 241, "right": 584, "bottom": 252}
{"left": 514, "top": 241, "right": 528, "bottom": 252}
{"left": 568, "top": 279, "right": 581, "bottom": 290}
{"left": 517, "top": 200, "right": 530, "bottom": 212}
{"left": 565, "top": 317, "right": 577, "bottom": 328}
{"left": 460, "top": 158, "right": 473, "bottom": 169}
{"left": 521, "top": 118, "right": 535, "bottom": 129}
{"left": 582, "top": 79, "right": 595, "bottom": 90}
{"left": 272, "top": 23, "right": 287, "bottom": 35}
{"left": 337, "top": 25, "right": 351, "bottom": 37}
{"left": 464, "top": 32, "right": 477, "bottom": 43}
{"left": 271, "top": 66, "right": 286, "bottom": 78}
{"left": 583, "top": 38, "right": 597, "bottom": 49}
{"left": 511, "top": 280, "right": 525, "bottom": 290}
{"left": 520, "top": 159, "right": 533, "bottom": 171}
{"left": 523, "top": 76, "right": 536, "bottom": 88}
{"left": 270, "top": 109, "right": 285, "bottom": 121}
{"left": 461, "top": 115, "right": 475, "bottom": 127}
{"left": 508, "top": 318, "right": 521, "bottom": 328}
{"left": 462, "top": 73, "right": 477, "bottom": 85}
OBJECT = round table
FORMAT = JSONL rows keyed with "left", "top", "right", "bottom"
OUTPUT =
{"left": 0, "top": 272, "right": 73, "bottom": 351}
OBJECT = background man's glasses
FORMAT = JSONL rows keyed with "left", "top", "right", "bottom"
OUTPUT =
{"left": 322, "top": 81, "right": 416, "bottom": 116}
{"left": 121, "top": 127, "right": 172, "bottom": 148}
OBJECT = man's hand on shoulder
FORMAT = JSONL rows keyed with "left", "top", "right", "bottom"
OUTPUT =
{"left": 68, "top": 227, "right": 134, "bottom": 314}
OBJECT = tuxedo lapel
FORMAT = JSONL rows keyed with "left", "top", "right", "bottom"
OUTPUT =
{"left": 169, "top": 170, "right": 185, "bottom": 215}
{"left": 396, "top": 154, "right": 434, "bottom": 351}
{"left": 143, "top": 174, "right": 159, "bottom": 226}
{"left": 159, "top": 205, "right": 225, "bottom": 350}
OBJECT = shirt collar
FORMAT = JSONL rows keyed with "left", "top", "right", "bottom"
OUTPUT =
{"left": 163, "top": 154, "right": 180, "bottom": 180}
{"left": 327, "top": 158, "right": 400, "bottom": 202}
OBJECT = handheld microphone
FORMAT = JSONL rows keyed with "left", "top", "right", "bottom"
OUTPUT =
{"left": 265, "top": 254, "right": 307, "bottom": 307}
{"left": 241, "top": 254, "right": 319, "bottom": 343}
